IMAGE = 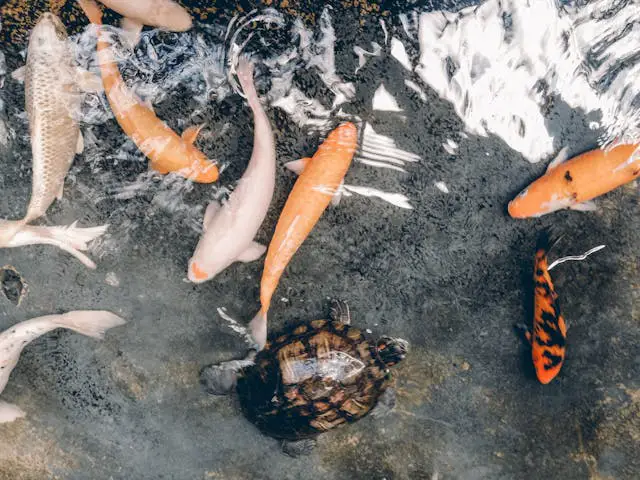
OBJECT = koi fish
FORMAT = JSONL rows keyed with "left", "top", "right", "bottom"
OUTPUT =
{"left": 508, "top": 143, "right": 640, "bottom": 218}
{"left": 95, "top": 0, "right": 192, "bottom": 47}
{"left": 526, "top": 236, "right": 567, "bottom": 384}
{"left": 0, "top": 13, "right": 108, "bottom": 269}
{"left": 78, "top": 0, "right": 218, "bottom": 183}
{"left": 188, "top": 59, "right": 276, "bottom": 283}
{"left": 0, "top": 310, "right": 126, "bottom": 423}
{"left": 249, "top": 122, "right": 358, "bottom": 348}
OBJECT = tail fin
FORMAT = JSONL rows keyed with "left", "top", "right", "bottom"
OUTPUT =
{"left": 53, "top": 310, "right": 126, "bottom": 339}
{"left": 0, "top": 401, "right": 25, "bottom": 424}
{"left": 536, "top": 230, "right": 564, "bottom": 254}
{"left": 248, "top": 309, "right": 267, "bottom": 351}
{"left": 78, "top": 0, "right": 104, "bottom": 25}
{"left": 8, "top": 222, "right": 108, "bottom": 269}
{"left": 236, "top": 58, "right": 259, "bottom": 108}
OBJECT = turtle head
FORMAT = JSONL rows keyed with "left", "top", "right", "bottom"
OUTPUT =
{"left": 376, "top": 336, "right": 409, "bottom": 366}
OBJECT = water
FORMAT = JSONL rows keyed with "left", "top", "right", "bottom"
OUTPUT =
{"left": 0, "top": 2, "right": 638, "bottom": 479}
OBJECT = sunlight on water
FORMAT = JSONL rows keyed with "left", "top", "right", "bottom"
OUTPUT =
{"left": 410, "top": 0, "right": 640, "bottom": 162}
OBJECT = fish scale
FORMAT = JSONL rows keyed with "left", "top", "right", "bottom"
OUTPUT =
{"left": 23, "top": 16, "right": 81, "bottom": 223}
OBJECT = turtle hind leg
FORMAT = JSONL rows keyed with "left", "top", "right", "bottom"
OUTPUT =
{"left": 370, "top": 388, "right": 396, "bottom": 418}
{"left": 329, "top": 299, "right": 351, "bottom": 325}
{"left": 282, "top": 438, "right": 317, "bottom": 457}
{"left": 200, "top": 359, "right": 252, "bottom": 395}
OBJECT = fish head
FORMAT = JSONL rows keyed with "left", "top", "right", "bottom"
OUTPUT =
{"left": 31, "top": 13, "right": 68, "bottom": 46}
{"left": 508, "top": 179, "right": 573, "bottom": 219}
{"left": 187, "top": 257, "right": 215, "bottom": 284}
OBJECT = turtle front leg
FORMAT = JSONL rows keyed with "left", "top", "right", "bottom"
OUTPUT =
{"left": 282, "top": 438, "right": 317, "bottom": 457}
{"left": 370, "top": 388, "right": 396, "bottom": 418}
{"left": 329, "top": 299, "right": 351, "bottom": 325}
{"left": 200, "top": 358, "right": 253, "bottom": 395}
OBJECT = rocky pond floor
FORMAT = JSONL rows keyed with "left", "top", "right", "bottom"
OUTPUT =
{"left": 0, "top": 1, "right": 638, "bottom": 479}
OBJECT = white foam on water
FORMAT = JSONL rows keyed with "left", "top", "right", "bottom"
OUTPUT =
{"left": 390, "top": 37, "right": 412, "bottom": 71}
{"left": 435, "top": 181, "right": 450, "bottom": 193}
{"left": 404, "top": 79, "right": 428, "bottom": 102}
{"left": 353, "top": 42, "right": 382, "bottom": 73}
{"left": 342, "top": 184, "right": 414, "bottom": 210}
{"left": 372, "top": 84, "right": 403, "bottom": 112}
{"left": 443, "top": 139, "right": 458, "bottom": 154}
{"left": 412, "top": 0, "right": 640, "bottom": 163}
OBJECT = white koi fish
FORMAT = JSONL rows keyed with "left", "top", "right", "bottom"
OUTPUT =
{"left": 1, "top": 13, "right": 108, "bottom": 269}
{"left": 187, "top": 59, "right": 276, "bottom": 283}
{"left": 0, "top": 310, "right": 126, "bottom": 423}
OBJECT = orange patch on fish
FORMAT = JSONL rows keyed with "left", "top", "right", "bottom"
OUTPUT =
{"left": 189, "top": 262, "right": 209, "bottom": 281}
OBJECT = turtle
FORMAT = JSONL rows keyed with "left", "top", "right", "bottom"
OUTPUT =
{"left": 200, "top": 299, "right": 409, "bottom": 457}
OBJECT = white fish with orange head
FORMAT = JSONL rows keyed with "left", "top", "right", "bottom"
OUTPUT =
{"left": 0, "top": 13, "right": 108, "bottom": 269}
{"left": 187, "top": 59, "right": 276, "bottom": 283}
{"left": 0, "top": 310, "right": 126, "bottom": 423}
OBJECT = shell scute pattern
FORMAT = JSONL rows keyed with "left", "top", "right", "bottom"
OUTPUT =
{"left": 237, "top": 319, "right": 390, "bottom": 440}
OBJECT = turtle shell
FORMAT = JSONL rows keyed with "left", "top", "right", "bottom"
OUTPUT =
{"left": 236, "top": 319, "right": 391, "bottom": 440}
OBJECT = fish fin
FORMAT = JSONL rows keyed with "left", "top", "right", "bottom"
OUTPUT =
{"left": 53, "top": 310, "right": 126, "bottom": 339}
{"left": 141, "top": 98, "right": 155, "bottom": 114}
{"left": 569, "top": 200, "right": 598, "bottom": 212}
{"left": 182, "top": 124, "right": 206, "bottom": 145}
{"left": 236, "top": 241, "right": 267, "bottom": 263}
{"left": 513, "top": 323, "right": 532, "bottom": 345}
{"left": 248, "top": 310, "right": 268, "bottom": 351}
{"left": 76, "top": 131, "right": 85, "bottom": 154}
{"left": 0, "top": 401, "right": 26, "bottom": 423}
{"left": 56, "top": 182, "right": 65, "bottom": 200}
{"left": 284, "top": 157, "right": 312, "bottom": 175}
{"left": 10, "top": 66, "right": 25, "bottom": 83}
{"left": 9, "top": 222, "right": 108, "bottom": 269}
{"left": 202, "top": 201, "right": 221, "bottom": 231}
{"left": 330, "top": 179, "right": 345, "bottom": 207}
{"left": 78, "top": 0, "right": 103, "bottom": 25}
{"left": 546, "top": 147, "right": 570, "bottom": 172}
{"left": 120, "top": 17, "right": 144, "bottom": 49}
{"left": 74, "top": 67, "right": 103, "bottom": 93}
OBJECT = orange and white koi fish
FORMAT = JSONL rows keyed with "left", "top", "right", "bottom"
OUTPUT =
{"left": 526, "top": 237, "right": 567, "bottom": 384}
{"left": 96, "top": 0, "right": 192, "bottom": 47}
{"left": 78, "top": 0, "right": 218, "bottom": 183}
{"left": 249, "top": 122, "right": 358, "bottom": 348}
{"left": 523, "top": 235, "right": 605, "bottom": 384}
{"left": 508, "top": 143, "right": 640, "bottom": 218}
{"left": 0, "top": 310, "right": 125, "bottom": 423}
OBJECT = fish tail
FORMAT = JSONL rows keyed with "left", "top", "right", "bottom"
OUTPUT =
{"left": 78, "top": 0, "right": 103, "bottom": 25}
{"left": 11, "top": 222, "right": 108, "bottom": 269}
{"left": 0, "top": 219, "right": 27, "bottom": 245}
{"left": 248, "top": 309, "right": 268, "bottom": 351}
{"left": 236, "top": 58, "right": 259, "bottom": 107}
{"left": 536, "top": 230, "right": 563, "bottom": 254}
{"left": 52, "top": 310, "right": 126, "bottom": 340}
{"left": 0, "top": 401, "right": 26, "bottom": 424}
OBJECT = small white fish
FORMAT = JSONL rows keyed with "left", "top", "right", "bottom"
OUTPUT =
{"left": 96, "top": 0, "right": 192, "bottom": 46}
{"left": 0, "top": 310, "right": 126, "bottom": 423}
{"left": 187, "top": 59, "right": 276, "bottom": 283}
{"left": 1, "top": 13, "right": 108, "bottom": 269}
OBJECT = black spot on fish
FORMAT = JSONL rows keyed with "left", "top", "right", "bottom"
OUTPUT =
{"left": 564, "top": 171, "right": 573, "bottom": 182}
{"left": 0, "top": 266, "right": 26, "bottom": 306}
{"left": 542, "top": 350, "right": 563, "bottom": 369}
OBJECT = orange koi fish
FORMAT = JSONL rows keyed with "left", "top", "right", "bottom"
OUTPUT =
{"left": 526, "top": 236, "right": 567, "bottom": 384}
{"left": 508, "top": 143, "right": 640, "bottom": 218}
{"left": 248, "top": 122, "right": 358, "bottom": 348}
{"left": 78, "top": 0, "right": 218, "bottom": 183}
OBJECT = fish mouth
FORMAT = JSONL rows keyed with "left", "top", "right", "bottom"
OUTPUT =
{"left": 187, "top": 261, "right": 211, "bottom": 283}
{"left": 35, "top": 13, "right": 68, "bottom": 41}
